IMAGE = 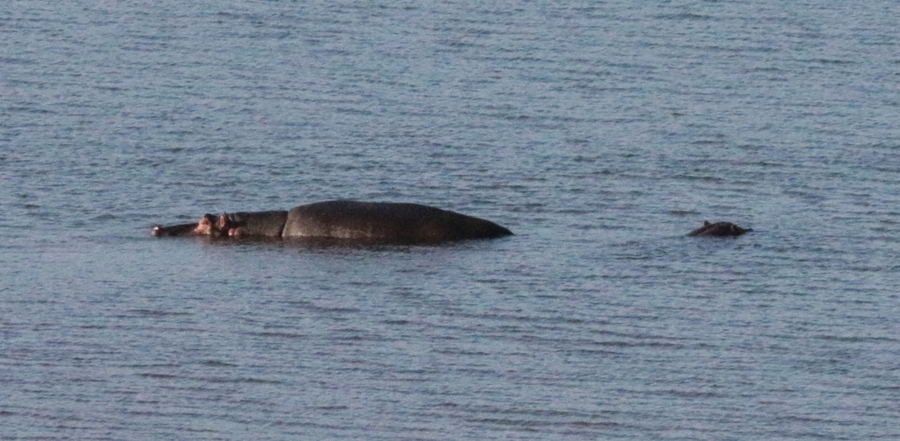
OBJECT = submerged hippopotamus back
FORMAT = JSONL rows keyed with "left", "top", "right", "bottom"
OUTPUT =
{"left": 152, "top": 200, "right": 512, "bottom": 244}
{"left": 281, "top": 201, "right": 510, "bottom": 242}
{"left": 687, "top": 221, "right": 752, "bottom": 237}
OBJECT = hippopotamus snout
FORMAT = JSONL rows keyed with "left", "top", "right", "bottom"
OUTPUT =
{"left": 151, "top": 222, "right": 200, "bottom": 237}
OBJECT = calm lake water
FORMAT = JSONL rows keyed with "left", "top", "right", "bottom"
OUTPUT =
{"left": 3, "top": 1, "right": 900, "bottom": 439}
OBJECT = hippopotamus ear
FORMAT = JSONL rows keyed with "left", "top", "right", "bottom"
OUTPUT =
{"left": 217, "top": 213, "right": 229, "bottom": 230}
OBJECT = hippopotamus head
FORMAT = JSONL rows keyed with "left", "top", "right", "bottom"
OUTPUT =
{"left": 193, "top": 213, "right": 232, "bottom": 237}
{"left": 215, "top": 213, "right": 247, "bottom": 237}
{"left": 688, "top": 220, "right": 752, "bottom": 237}
{"left": 153, "top": 212, "right": 271, "bottom": 238}
{"left": 191, "top": 212, "right": 283, "bottom": 238}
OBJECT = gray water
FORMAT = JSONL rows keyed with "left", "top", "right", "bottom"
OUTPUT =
{"left": 2, "top": 1, "right": 900, "bottom": 439}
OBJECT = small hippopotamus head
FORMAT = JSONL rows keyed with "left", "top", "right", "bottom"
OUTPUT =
{"left": 688, "top": 220, "right": 752, "bottom": 237}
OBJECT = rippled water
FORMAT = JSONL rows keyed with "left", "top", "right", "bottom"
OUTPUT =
{"left": 3, "top": 1, "right": 900, "bottom": 439}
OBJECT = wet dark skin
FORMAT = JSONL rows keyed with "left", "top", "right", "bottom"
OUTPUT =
{"left": 151, "top": 201, "right": 513, "bottom": 244}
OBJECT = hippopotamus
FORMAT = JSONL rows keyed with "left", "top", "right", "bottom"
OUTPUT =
{"left": 687, "top": 221, "right": 752, "bottom": 237}
{"left": 151, "top": 200, "right": 513, "bottom": 244}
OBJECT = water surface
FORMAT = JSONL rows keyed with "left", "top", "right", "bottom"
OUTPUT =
{"left": 2, "top": 1, "right": 900, "bottom": 439}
